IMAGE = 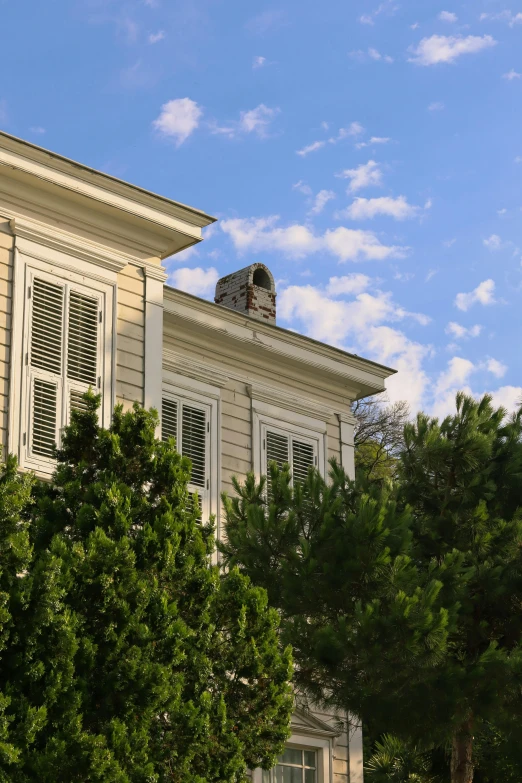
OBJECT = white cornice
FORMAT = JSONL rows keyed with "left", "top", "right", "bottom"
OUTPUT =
{"left": 163, "top": 288, "right": 394, "bottom": 399}
{"left": 139, "top": 259, "right": 168, "bottom": 282}
{"left": 10, "top": 216, "right": 131, "bottom": 274}
{"left": 0, "top": 131, "right": 216, "bottom": 231}
{"left": 163, "top": 349, "right": 230, "bottom": 389}
{"left": 337, "top": 411, "right": 357, "bottom": 426}
{"left": 248, "top": 382, "right": 335, "bottom": 422}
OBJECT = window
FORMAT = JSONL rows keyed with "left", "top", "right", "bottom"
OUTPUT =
{"left": 21, "top": 270, "right": 106, "bottom": 471}
{"left": 161, "top": 393, "right": 211, "bottom": 521}
{"left": 262, "top": 748, "right": 317, "bottom": 783}
{"left": 261, "top": 421, "right": 320, "bottom": 493}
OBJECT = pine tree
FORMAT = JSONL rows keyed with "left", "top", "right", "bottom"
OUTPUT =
{"left": 398, "top": 393, "right": 522, "bottom": 783}
{"left": 0, "top": 394, "right": 293, "bottom": 782}
{"left": 219, "top": 459, "right": 449, "bottom": 734}
{"left": 220, "top": 393, "right": 522, "bottom": 783}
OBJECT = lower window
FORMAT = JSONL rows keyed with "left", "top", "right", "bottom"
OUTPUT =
{"left": 262, "top": 748, "right": 317, "bottom": 783}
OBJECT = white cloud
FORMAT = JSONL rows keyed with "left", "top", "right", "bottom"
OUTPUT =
{"left": 148, "top": 30, "right": 165, "bottom": 43}
{"left": 439, "top": 10, "right": 457, "bottom": 22}
{"left": 309, "top": 190, "right": 336, "bottom": 215}
{"left": 516, "top": 156, "right": 522, "bottom": 164}
{"left": 29, "top": 126, "right": 46, "bottom": 134}
{"left": 298, "top": 122, "right": 363, "bottom": 155}
{"left": 325, "top": 274, "right": 371, "bottom": 295}
{"left": 455, "top": 279, "right": 496, "bottom": 311}
{"left": 368, "top": 47, "right": 394, "bottom": 62}
{"left": 355, "top": 136, "right": 391, "bottom": 149}
{"left": 239, "top": 104, "right": 279, "bottom": 136}
{"left": 153, "top": 98, "right": 202, "bottom": 146}
{"left": 359, "top": 1, "right": 399, "bottom": 26}
{"left": 338, "top": 195, "right": 423, "bottom": 221}
{"left": 411, "top": 22, "right": 420, "bottom": 29}
{"left": 446, "top": 322, "right": 482, "bottom": 339}
{"left": 296, "top": 140, "right": 326, "bottom": 157}
{"left": 426, "top": 268, "right": 438, "bottom": 281}
{"left": 211, "top": 104, "right": 280, "bottom": 139}
{"left": 253, "top": 56, "right": 266, "bottom": 69}
{"left": 293, "top": 180, "right": 312, "bottom": 195}
{"left": 489, "top": 386, "right": 522, "bottom": 411}
{"left": 487, "top": 358, "right": 507, "bottom": 378}
{"left": 480, "top": 10, "right": 522, "bottom": 26}
{"left": 428, "top": 101, "right": 445, "bottom": 111}
{"left": 220, "top": 215, "right": 407, "bottom": 262}
{"left": 408, "top": 35, "right": 497, "bottom": 66}
{"left": 337, "top": 160, "right": 383, "bottom": 193}
{"left": 168, "top": 266, "right": 219, "bottom": 298}
{"left": 483, "top": 234, "right": 504, "bottom": 250}
{"left": 503, "top": 69, "right": 522, "bottom": 80}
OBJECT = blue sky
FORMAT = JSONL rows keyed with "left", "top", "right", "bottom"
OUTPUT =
{"left": 2, "top": 0, "right": 522, "bottom": 415}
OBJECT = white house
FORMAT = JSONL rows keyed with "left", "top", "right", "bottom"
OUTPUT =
{"left": 0, "top": 131, "right": 395, "bottom": 782}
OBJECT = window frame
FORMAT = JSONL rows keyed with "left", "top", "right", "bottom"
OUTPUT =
{"left": 9, "top": 249, "right": 116, "bottom": 476}
{"left": 161, "top": 379, "right": 219, "bottom": 528}
{"left": 252, "top": 735, "right": 332, "bottom": 783}
{"left": 253, "top": 410, "right": 327, "bottom": 484}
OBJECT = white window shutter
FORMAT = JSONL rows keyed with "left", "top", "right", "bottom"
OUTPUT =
{"left": 265, "top": 429, "right": 289, "bottom": 497}
{"left": 31, "top": 378, "right": 59, "bottom": 457}
{"left": 67, "top": 291, "right": 99, "bottom": 386}
{"left": 181, "top": 404, "right": 207, "bottom": 489}
{"left": 161, "top": 398, "right": 178, "bottom": 443}
{"left": 161, "top": 396, "right": 210, "bottom": 522}
{"left": 65, "top": 289, "right": 100, "bottom": 418}
{"left": 30, "top": 277, "right": 64, "bottom": 375}
{"left": 292, "top": 439, "right": 316, "bottom": 486}
{"left": 28, "top": 277, "right": 65, "bottom": 459}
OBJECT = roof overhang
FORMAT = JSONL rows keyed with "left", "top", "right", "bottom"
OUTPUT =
{"left": 0, "top": 132, "right": 216, "bottom": 260}
{"left": 163, "top": 286, "right": 395, "bottom": 400}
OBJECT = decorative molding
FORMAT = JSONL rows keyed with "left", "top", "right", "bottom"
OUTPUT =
{"left": 141, "top": 260, "right": 168, "bottom": 282}
{"left": 248, "top": 382, "right": 335, "bottom": 423}
{"left": 162, "top": 349, "right": 230, "bottom": 389}
{"left": 291, "top": 709, "right": 341, "bottom": 739}
{"left": 337, "top": 410, "right": 356, "bottom": 427}
{"left": 10, "top": 216, "right": 131, "bottom": 274}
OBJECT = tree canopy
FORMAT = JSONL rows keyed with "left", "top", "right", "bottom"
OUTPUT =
{"left": 0, "top": 394, "right": 293, "bottom": 782}
{"left": 220, "top": 393, "right": 522, "bottom": 783}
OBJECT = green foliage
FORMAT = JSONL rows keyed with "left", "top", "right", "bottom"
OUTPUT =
{"left": 219, "top": 459, "right": 448, "bottom": 723}
{"left": 365, "top": 735, "right": 436, "bottom": 783}
{"left": 0, "top": 393, "right": 292, "bottom": 782}
{"left": 221, "top": 392, "right": 522, "bottom": 782}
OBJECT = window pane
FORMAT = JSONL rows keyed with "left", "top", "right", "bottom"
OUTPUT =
{"left": 274, "top": 766, "right": 301, "bottom": 783}
{"left": 262, "top": 771, "right": 271, "bottom": 783}
{"left": 304, "top": 769, "right": 316, "bottom": 783}
{"left": 279, "top": 748, "right": 302, "bottom": 765}
{"left": 303, "top": 750, "right": 316, "bottom": 768}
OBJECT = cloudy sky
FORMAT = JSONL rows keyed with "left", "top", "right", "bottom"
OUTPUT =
{"left": 2, "top": 0, "right": 522, "bottom": 416}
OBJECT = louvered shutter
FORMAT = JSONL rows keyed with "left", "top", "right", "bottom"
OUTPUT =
{"left": 28, "top": 278, "right": 64, "bottom": 459}
{"left": 264, "top": 426, "right": 318, "bottom": 493}
{"left": 162, "top": 398, "right": 178, "bottom": 443}
{"left": 265, "top": 429, "right": 289, "bottom": 498}
{"left": 182, "top": 403, "right": 207, "bottom": 521}
{"left": 161, "top": 395, "right": 209, "bottom": 522}
{"left": 292, "top": 439, "right": 315, "bottom": 487}
{"left": 66, "top": 290, "right": 99, "bottom": 416}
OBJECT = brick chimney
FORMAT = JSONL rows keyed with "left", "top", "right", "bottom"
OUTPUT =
{"left": 214, "top": 263, "right": 277, "bottom": 324}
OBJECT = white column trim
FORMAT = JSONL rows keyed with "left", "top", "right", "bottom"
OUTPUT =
{"left": 337, "top": 412, "right": 355, "bottom": 481}
{"left": 144, "top": 270, "right": 164, "bottom": 430}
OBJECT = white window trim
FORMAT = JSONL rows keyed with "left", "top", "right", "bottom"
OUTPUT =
{"left": 9, "top": 244, "right": 116, "bottom": 475}
{"left": 253, "top": 410, "right": 327, "bottom": 482}
{"left": 252, "top": 733, "right": 333, "bottom": 783}
{"left": 162, "top": 376, "right": 220, "bottom": 537}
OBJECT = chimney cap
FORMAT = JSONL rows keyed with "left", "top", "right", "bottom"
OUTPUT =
{"left": 214, "top": 263, "right": 277, "bottom": 324}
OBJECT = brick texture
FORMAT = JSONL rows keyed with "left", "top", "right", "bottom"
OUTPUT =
{"left": 214, "top": 263, "right": 277, "bottom": 324}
